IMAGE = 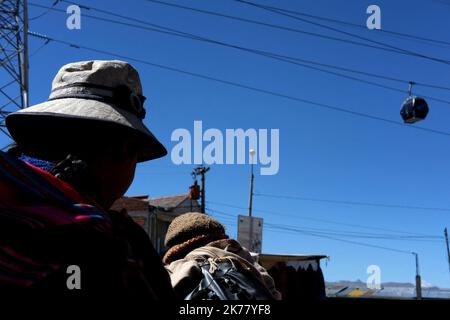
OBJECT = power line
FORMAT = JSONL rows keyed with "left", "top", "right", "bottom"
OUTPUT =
{"left": 210, "top": 209, "right": 432, "bottom": 294}
{"left": 207, "top": 212, "right": 442, "bottom": 247}
{"left": 264, "top": 223, "right": 443, "bottom": 242}
{"left": 27, "top": 31, "right": 450, "bottom": 138}
{"left": 235, "top": 0, "right": 450, "bottom": 66}
{"left": 143, "top": 0, "right": 450, "bottom": 64}
{"left": 262, "top": 226, "right": 442, "bottom": 244}
{"left": 31, "top": 0, "right": 450, "bottom": 98}
{"left": 266, "top": 223, "right": 415, "bottom": 254}
{"left": 254, "top": 193, "right": 450, "bottom": 213}
{"left": 143, "top": 0, "right": 450, "bottom": 90}
{"left": 207, "top": 207, "right": 416, "bottom": 254}
{"left": 207, "top": 201, "right": 444, "bottom": 238}
{"left": 28, "top": 0, "right": 60, "bottom": 21}
{"left": 145, "top": 0, "right": 450, "bottom": 48}
{"left": 205, "top": 200, "right": 441, "bottom": 237}
{"left": 213, "top": 211, "right": 432, "bottom": 245}
{"left": 28, "top": 2, "right": 450, "bottom": 107}
{"left": 64, "top": 0, "right": 450, "bottom": 94}
{"left": 29, "top": 38, "right": 50, "bottom": 57}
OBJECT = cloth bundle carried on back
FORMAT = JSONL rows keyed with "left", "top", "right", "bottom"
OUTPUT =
{"left": 164, "top": 212, "right": 281, "bottom": 300}
{"left": 183, "top": 246, "right": 276, "bottom": 300}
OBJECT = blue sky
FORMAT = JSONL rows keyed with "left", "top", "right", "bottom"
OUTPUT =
{"left": 2, "top": 0, "right": 450, "bottom": 288}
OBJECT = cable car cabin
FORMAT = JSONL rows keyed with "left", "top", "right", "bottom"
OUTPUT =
{"left": 400, "top": 96, "right": 429, "bottom": 124}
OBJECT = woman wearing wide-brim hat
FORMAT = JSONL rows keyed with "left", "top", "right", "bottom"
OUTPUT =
{"left": 0, "top": 60, "right": 174, "bottom": 298}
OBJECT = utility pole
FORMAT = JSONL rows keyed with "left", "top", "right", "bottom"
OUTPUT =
{"left": 445, "top": 228, "right": 450, "bottom": 278}
{"left": 248, "top": 149, "right": 256, "bottom": 218}
{"left": 413, "top": 252, "right": 422, "bottom": 300}
{"left": 192, "top": 166, "right": 209, "bottom": 213}
{"left": 248, "top": 149, "right": 256, "bottom": 251}
{"left": 0, "top": 0, "right": 29, "bottom": 141}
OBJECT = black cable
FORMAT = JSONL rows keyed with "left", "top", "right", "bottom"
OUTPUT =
{"left": 30, "top": 1, "right": 450, "bottom": 109}
{"left": 141, "top": 0, "right": 450, "bottom": 92}
{"left": 146, "top": 0, "right": 450, "bottom": 62}
{"left": 28, "top": 0, "right": 60, "bottom": 21}
{"left": 33, "top": 1, "right": 450, "bottom": 94}
{"left": 265, "top": 224, "right": 423, "bottom": 252}
{"left": 24, "top": 31, "right": 450, "bottom": 139}
{"left": 254, "top": 193, "right": 450, "bottom": 213}
{"left": 28, "top": 2, "right": 450, "bottom": 108}
{"left": 29, "top": 38, "right": 50, "bottom": 57}
{"left": 263, "top": 226, "right": 443, "bottom": 243}
{"left": 230, "top": 0, "right": 450, "bottom": 47}
{"left": 207, "top": 204, "right": 444, "bottom": 238}
{"left": 207, "top": 208, "right": 416, "bottom": 254}
{"left": 205, "top": 200, "right": 441, "bottom": 237}
{"left": 264, "top": 222, "right": 443, "bottom": 241}
{"left": 235, "top": 0, "right": 450, "bottom": 66}
{"left": 210, "top": 203, "right": 442, "bottom": 245}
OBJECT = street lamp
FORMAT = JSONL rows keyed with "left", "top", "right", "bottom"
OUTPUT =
{"left": 248, "top": 149, "right": 256, "bottom": 218}
{"left": 248, "top": 149, "right": 256, "bottom": 252}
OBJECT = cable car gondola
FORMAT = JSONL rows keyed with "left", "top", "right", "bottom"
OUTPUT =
{"left": 400, "top": 82, "right": 429, "bottom": 124}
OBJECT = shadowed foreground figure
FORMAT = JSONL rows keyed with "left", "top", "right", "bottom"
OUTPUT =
{"left": 164, "top": 212, "right": 281, "bottom": 300}
{"left": 0, "top": 60, "right": 174, "bottom": 298}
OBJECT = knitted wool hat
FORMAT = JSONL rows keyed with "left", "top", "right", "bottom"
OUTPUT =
{"left": 163, "top": 212, "right": 227, "bottom": 264}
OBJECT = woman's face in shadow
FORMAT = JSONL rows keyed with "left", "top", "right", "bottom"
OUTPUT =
{"left": 86, "top": 139, "right": 139, "bottom": 209}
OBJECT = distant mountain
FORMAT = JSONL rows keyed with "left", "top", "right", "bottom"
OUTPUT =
{"left": 326, "top": 280, "right": 450, "bottom": 299}
{"left": 326, "top": 280, "right": 441, "bottom": 290}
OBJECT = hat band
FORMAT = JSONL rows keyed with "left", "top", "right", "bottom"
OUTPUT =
{"left": 48, "top": 82, "right": 147, "bottom": 119}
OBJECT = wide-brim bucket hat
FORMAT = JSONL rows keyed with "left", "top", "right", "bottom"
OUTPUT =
{"left": 5, "top": 60, "right": 167, "bottom": 162}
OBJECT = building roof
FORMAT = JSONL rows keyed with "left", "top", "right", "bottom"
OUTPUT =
{"left": 132, "top": 195, "right": 149, "bottom": 200}
{"left": 148, "top": 194, "right": 191, "bottom": 210}
{"left": 111, "top": 196, "right": 149, "bottom": 212}
{"left": 259, "top": 254, "right": 328, "bottom": 261}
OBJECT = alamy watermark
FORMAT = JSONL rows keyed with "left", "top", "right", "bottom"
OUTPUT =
{"left": 66, "top": 4, "right": 81, "bottom": 30}
{"left": 65, "top": 4, "right": 381, "bottom": 32}
{"left": 171, "top": 121, "right": 279, "bottom": 175}
{"left": 366, "top": 5, "right": 381, "bottom": 30}
{"left": 66, "top": 264, "right": 81, "bottom": 290}
{"left": 366, "top": 264, "right": 381, "bottom": 290}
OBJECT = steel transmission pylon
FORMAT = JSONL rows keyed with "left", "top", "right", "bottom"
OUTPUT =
{"left": 0, "top": 0, "right": 28, "bottom": 141}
